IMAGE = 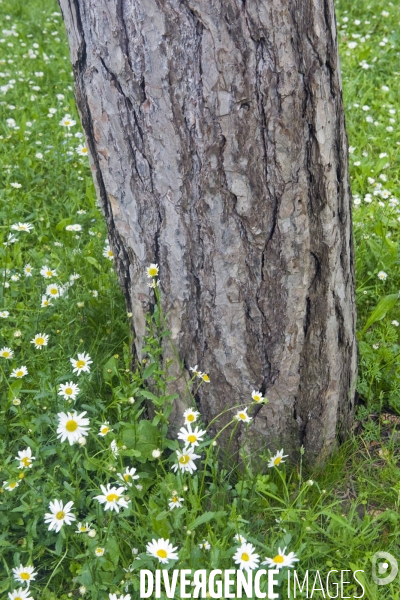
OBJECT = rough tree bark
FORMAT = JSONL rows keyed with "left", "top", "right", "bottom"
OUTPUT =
{"left": 59, "top": 0, "right": 357, "bottom": 463}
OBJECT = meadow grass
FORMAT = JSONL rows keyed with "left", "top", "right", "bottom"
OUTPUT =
{"left": 0, "top": 0, "right": 399, "bottom": 598}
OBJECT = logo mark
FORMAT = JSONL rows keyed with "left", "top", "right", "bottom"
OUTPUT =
{"left": 372, "top": 552, "right": 398, "bottom": 586}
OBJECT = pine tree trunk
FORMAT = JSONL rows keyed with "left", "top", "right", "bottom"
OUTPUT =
{"left": 59, "top": 0, "right": 357, "bottom": 463}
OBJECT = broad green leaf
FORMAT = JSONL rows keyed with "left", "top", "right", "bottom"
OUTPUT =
{"left": 360, "top": 293, "right": 399, "bottom": 336}
{"left": 189, "top": 510, "right": 226, "bottom": 530}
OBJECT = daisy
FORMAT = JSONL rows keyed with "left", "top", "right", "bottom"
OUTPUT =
{"left": 146, "top": 538, "right": 179, "bottom": 564}
{"left": 0, "top": 347, "right": 14, "bottom": 359}
{"left": 110, "top": 439, "right": 119, "bottom": 457}
{"left": 199, "top": 540, "right": 211, "bottom": 550}
{"left": 11, "top": 366, "right": 28, "bottom": 379}
{"left": 12, "top": 564, "right": 37, "bottom": 585}
{"left": 233, "top": 542, "right": 260, "bottom": 571}
{"left": 268, "top": 449, "right": 288, "bottom": 468}
{"left": 147, "top": 263, "right": 159, "bottom": 278}
{"left": 56, "top": 411, "right": 90, "bottom": 445}
{"left": 116, "top": 466, "right": 139, "bottom": 487}
{"left": 262, "top": 546, "right": 299, "bottom": 569}
{"left": 44, "top": 499, "right": 76, "bottom": 532}
{"left": 0, "top": 310, "right": 10, "bottom": 318}
{"left": 200, "top": 372, "right": 210, "bottom": 383}
{"left": 46, "top": 283, "right": 63, "bottom": 298}
{"left": 168, "top": 494, "right": 184, "bottom": 510}
{"left": 58, "top": 381, "right": 80, "bottom": 401}
{"left": 252, "top": 390, "right": 265, "bottom": 403}
{"left": 3, "top": 480, "right": 20, "bottom": 491}
{"left": 189, "top": 365, "right": 202, "bottom": 378}
{"left": 235, "top": 407, "right": 252, "bottom": 423}
{"left": 171, "top": 446, "right": 201, "bottom": 475}
{"left": 10, "top": 182, "right": 22, "bottom": 189}
{"left": 4, "top": 233, "right": 18, "bottom": 246}
{"left": 15, "top": 447, "right": 35, "bottom": 469}
{"left": 23, "top": 264, "right": 33, "bottom": 276}
{"left": 109, "top": 594, "right": 131, "bottom": 600}
{"left": 95, "top": 547, "right": 105, "bottom": 557}
{"left": 94, "top": 484, "right": 129, "bottom": 513}
{"left": 11, "top": 222, "right": 33, "bottom": 232}
{"left": 183, "top": 408, "right": 200, "bottom": 425}
{"left": 75, "top": 522, "right": 92, "bottom": 534}
{"left": 11, "top": 274, "right": 20, "bottom": 282}
{"left": 177, "top": 425, "right": 206, "bottom": 447}
{"left": 70, "top": 352, "right": 93, "bottom": 375}
{"left": 30, "top": 333, "right": 49, "bottom": 349}
{"left": 40, "top": 265, "right": 57, "bottom": 278}
{"left": 377, "top": 271, "right": 388, "bottom": 281}
{"left": 8, "top": 588, "right": 33, "bottom": 600}
{"left": 41, "top": 295, "right": 52, "bottom": 307}
{"left": 59, "top": 114, "right": 76, "bottom": 128}
{"left": 103, "top": 244, "right": 114, "bottom": 260}
{"left": 234, "top": 534, "right": 247, "bottom": 544}
{"left": 76, "top": 144, "right": 88, "bottom": 156}
{"left": 98, "top": 421, "right": 113, "bottom": 436}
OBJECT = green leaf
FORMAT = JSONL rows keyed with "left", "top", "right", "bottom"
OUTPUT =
{"left": 360, "top": 293, "right": 399, "bottom": 336}
{"left": 189, "top": 510, "right": 227, "bottom": 530}
{"left": 320, "top": 510, "right": 356, "bottom": 532}
{"left": 103, "top": 356, "right": 119, "bottom": 382}
{"left": 85, "top": 255, "right": 101, "bottom": 271}
{"left": 142, "top": 362, "right": 158, "bottom": 379}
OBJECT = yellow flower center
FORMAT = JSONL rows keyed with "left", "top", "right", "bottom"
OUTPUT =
{"left": 66, "top": 419, "right": 78, "bottom": 432}
{"left": 179, "top": 454, "right": 190, "bottom": 464}
{"left": 172, "top": 496, "right": 178, "bottom": 503}
{"left": 187, "top": 414, "right": 195, "bottom": 422}
{"left": 96, "top": 548, "right": 103, "bottom": 554}
{"left": 9, "top": 482, "right": 17, "bottom": 489}
{"left": 35, "top": 337, "right": 45, "bottom": 345}
{"left": 187, "top": 434, "right": 197, "bottom": 443}
{"left": 21, "top": 457, "right": 31, "bottom": 467}
{"left": 124, "top": 474, "right": 130, "bottom": 481}
{"left": 254, "top": 395, "right": 261, "bottom": 402}
{"left": 65, "top": 387, "right": 73, "bottom": 395}
{"left": 56, "top": 511, "right": 65, "bottom": 520}
{"left": 19, "top": 472, "right": 25, "bottom": 479}
{"left": 46, "top": 270, "right": 52, "bottom": 276}
{"left": 49, "top": 287, "right": 57, "bottom": 295}
{"left": 80, "top": 526, "right": 87, "bottom": 531}
{"left": 202, "top": 374, "right": 210, "bottom": 382}
{"left": 157, "top": 549, "right": 168, "bottom": 559}
{"left": 82, "top": 147, "right": 87, "bottom": 153}
{"left": 274, "top": 457, "right": 282, "bottom": 466}
{"left": 2, "top": 351, "right": 10, "bottom": 357}
{"left": 273, "top": 555, "right": 284, "bottom": 563}
{"left": 107, "top": 250, "right": 113, "bottom": 257}
{"left": 76, "top": 360, "right": 86, "bottom": 368}
{"left": 106, "top": 493, "right": 119, "bottom": 502}
{"left": 239, "top": 413, "right": 246, "bottom": 420}
{"left": 65, "top": 121, "right": 70, "bottom": 125}
{"left": 20, "top": 572, "right": 30, "bottom": 580}
{"left": 148, "top": 267, "right": 158, "bottom": 276}
{"left": 101, "top": 427, "right": 109, "bottom": 435}
{"left": 241, "top": 553, "right": 250, "bottom": 562}
{"left": 15, "top": 596, "right": 23, "bottom": 600}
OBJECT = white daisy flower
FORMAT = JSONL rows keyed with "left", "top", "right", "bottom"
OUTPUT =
{"left": 235, "top": 407, "right": 252, "bottom": 423}
{"left": 15, "top": 447, "right": 35, "bottom": 469}
{"left": 177, "top": 425, "right": 206, "bottom": 447}
{"left": 109, "top": 594, "right": 131, "bottom": 600}
{"left": 46, "top": 283, "right": 63, "bottom": 298}
{"left": 168, "top": 494, "right": 184, "bottom": 510}
{"left": 94, "top": 484, "right": 130, "bottom": 513}
{"left": 268, "top": 449, "right": 288, "bottom": 468}
{"left": 377, "top": 271, "right": 388, "bottom": 281}
{"left": 110, "top": 439, "right": 119, "bottom": 457}
{"left": 189, "top": 365, "right": 202, "bottom": 377}
{"left": 147, "top": 263, "right": 159, "bottom": 278}
{"left": 262, "top": 546, "right": 299, "bottom": 569}
{"left": 11, "top": 222, "right": 33, "bottom": 232}
{"left": 41, "top": 295, "right": 52, "bottom": 307}
{"left": 11, "top": 366, "right": 28, "bottom": 379}
{"left": 75, "top": 522, "right": 93, "bottom": 534}
{"left": 30, "top": 333, "right": 49, "bottom": 349}
{"left": 0, "top": 310, "right": 10, "bottom": 318}
{"left": 8, "top": 588, "right": 33, "bottom": 600}
{"left": 252, "top": 390, "right": 265, "bottom": 403}
{"left": 171, "top": 446, "right": 200, "bottom": 475}
{"left": 11, "top": 274, "right": 20, "bottom": 282}
{"left": 4, "top": 233, "right": 18, "bottom": 246}
{"left": 23, "top": 264, "right": 33, "bottom": 276}
{"left": 3, "top": 480, "right": 20, "bottom": 491}
{"left": 146, "top": 538, "right": 179, "bottom": 564}
{"left": 391, "top": 320, "right": 399, "bottom": 327}
{"left": 0, "top": 347, "right": 14, "bottom": 359}
{"left": 183, "top": 408, "right": 200, "bottom": 425}
{"left": 70, "top": 352, "right": 93, "bottom": 375}
{"left": 59, "top": 114, "right": 76, "bottom": 128}
{"left": 199, "top": 540, "right": 211, "bottom": 550}
{"left": 200, "top": 372, "right": 210, "bottom": 383}
{"left": 98, "top": 421, "right": 113, "bottom": 437}
{"left": 103, "top": 244, "right": 114, "bottom": 260}
{"left": 44, "top": 499, "right": 76, "bottom": 532}
{"left": 76, "top": 144, "right": 88, "bottom": 156}
{"left": 40, "top": 265, "right": 57, "bottom": 278}
{"left": 58, "top": 381, "right": 80, "bottom": 401}
{"left": 233, "top": 542, "right": 260, "bottom": 571}
{"left": 95, "top": 547, "right": 105, "bottom": 557}
{"left": 12, "top": 564, "right": 37, "bottom": 586}
{"left": 116, "top": 466, "right": 139, "bottom": 488}
{"left": 234, "top": 534, "right": 247, "bottom": 544}
{"left": 56, "top": 411, "right": 90, "bottom": 445}
{"left": 10, "top": 182, "right": 22, "bottom": 189}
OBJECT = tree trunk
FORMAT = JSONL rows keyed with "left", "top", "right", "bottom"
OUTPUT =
{"left": 59, "top": 0, "right": 357, "bottom": 463}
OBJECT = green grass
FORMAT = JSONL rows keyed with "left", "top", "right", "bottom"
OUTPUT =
{"left": 0, "top": 0, "right": 400, "bottom": 598}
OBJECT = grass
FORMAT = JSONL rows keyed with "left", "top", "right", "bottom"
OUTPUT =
{"left": 0, "top": 0, "right": 399, "bottom": 598}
